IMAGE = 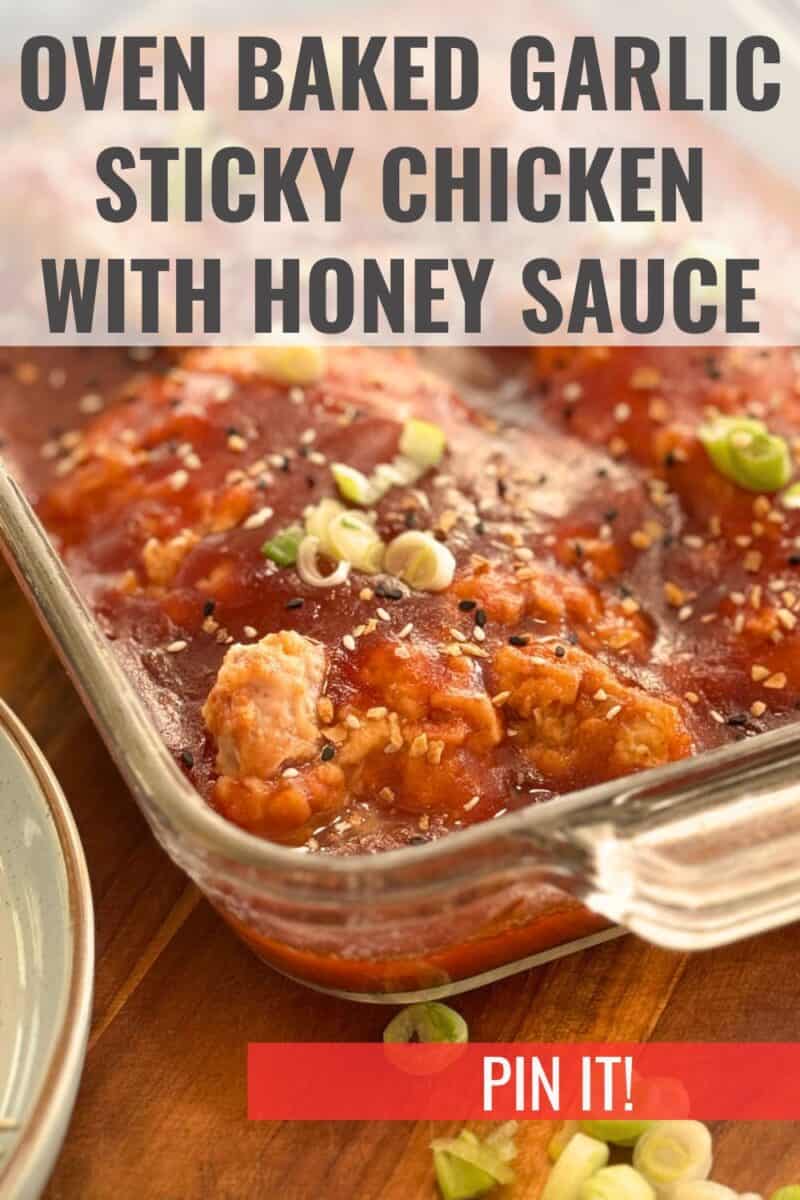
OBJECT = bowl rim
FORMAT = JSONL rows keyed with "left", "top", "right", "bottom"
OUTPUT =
{"left": 0, "top": 699, "right": 94, "bottom": 1200}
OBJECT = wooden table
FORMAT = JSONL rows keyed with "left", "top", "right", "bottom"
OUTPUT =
{"left": 1, "top": 564, "right": 798, "bottom": 1199}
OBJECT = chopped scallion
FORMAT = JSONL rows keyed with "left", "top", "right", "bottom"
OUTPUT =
{"left": 261, "top": 525, "right": 304, "bottom": 567}
{"left": 579, "top": 1164, "right": 655, "bottom": 1200}
{"left": 384, "top": 530, "right": 456, "bottom": 592}
{"left": 331, "top": 462, "right": 375, "bottom": 506}
{"left": 384, "top": 1002, "right": 468, "bottom": 1044}
{"left": 632, "top": 1122, "right": 712, "bottom": 1197}
{"left": 433, "top": 1148, "right": 496, "bottom": 1200}
{"left": 698, "top": 416, "right": 791, "bottom": 493}
{"left": 400, "top": 418, "right": 447, "bottom": 468}
{"left": 580, "top": 1122, "right": 655, "bottom": 1147}
{"left": 541, "top": 1132, "right": 610, "bottom": 1200}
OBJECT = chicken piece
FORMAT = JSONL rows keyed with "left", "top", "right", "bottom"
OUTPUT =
{"left": 214, "top": 763, "right": 345, "bottom": 838}
{"left": 493, "top": 642, "right": 691, "bottom": 788}
{"left": 202, "top": 630, "right": 326, "bottom": 780}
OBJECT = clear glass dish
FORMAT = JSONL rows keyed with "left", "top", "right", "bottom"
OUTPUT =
{"left": 3, "top": 464, "right": 800, "bottom": 1001}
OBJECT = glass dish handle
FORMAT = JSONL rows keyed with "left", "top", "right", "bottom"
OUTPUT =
{"left": 550, "top": 732, "right": 800, "bottom": 949}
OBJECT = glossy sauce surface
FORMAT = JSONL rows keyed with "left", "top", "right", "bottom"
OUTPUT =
{"left": 3, "top": 346, "right": 800, "bottom": 855}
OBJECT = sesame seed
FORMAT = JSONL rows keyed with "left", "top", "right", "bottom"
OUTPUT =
{"left": 286, "top": 597, "right": 304, "bottom": 610}
{"left": 605, "top": 704, "right": 622, "bottom": 720}
{"left": 166, "top": 640, "right": 188, "bottom": 653}
{"left": 509, "top": 635, "right": 529, "bottom": 647}
{"left": 282, "top": 767, "right": 299, "bottom": 778}
{"left": 376, "top": 607, "right": 391, "bottom": 621}
{"left": 321, "top": 744, "right": 336, "bottom": 762}
{"left": 180, "top": 750, "right": 194, "bottom": 768}
{"left": 79, "top": 392, "right": 103, "bottom": 414}
{"left": 458, "top": 599, "right": 477, "bottom": 612}
{"left": 242, "top": 506, "right": 274, "bottom": 530}
{"left": 243, "top": 626, "right": 258, "bottom": 639}
{"left": 227, "top": 433, "right": 247, "bottom": 452}
{"left": 168, "top": 469, "right": 189, "bottom": 491}
{"left": 463, "top": 796, "right": 480, "bottom": 812}
{"left": 342, "top": 634, "right": 356, "bottom": 651}
{"left": 491, "top": 691, "right": 511, "bottom": 707}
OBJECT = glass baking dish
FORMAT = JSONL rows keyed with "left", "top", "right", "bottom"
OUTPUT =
{"left": 3, "top": 463, "right": 800, "bottom": 1001}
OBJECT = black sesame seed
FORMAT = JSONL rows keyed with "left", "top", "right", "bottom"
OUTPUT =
{"left": 497, "top": 479, "right": 507, "bottom": 499}
{"left": 202, "top": 599, "right": 216, "bottom": 618}
{"left": 596, "top": 467, "right": 609, "bottom": 478}
{"left": 459, "top": 599, "right": 477, "bottom": 612}
{"left": 321, "top": 743, "right": 335, "bottom": 762}
{"left": 475, "top": 608, "right": 487, "bottom": 628}
{"left": 225, "top": 426, "right": 240, "bottom": 437}
{"left": 789, "top": 555, "right": 800, "bottom": 566}
{"left": 726, "top": 713, "right": 749, "bottom": 728}
{"left": 603, "top": 509, "right": 619, "bottom": 523}
{"left": 384, "top": 588, "right": 403, "bottom": 601}
{"left": 286, "top": 597, "right": 304, "bottom": 610}
{"left": 474, "top": 520, "right": 486, "bottom": 535}
{"left": 180, "top": 750, "right": 194, "bottom": 769}
{"left": 404, "top": 510, "right": 418, "bottom": 529}
{"left": 509, "top": 635, "right": 529, "bottom": 647}
{"left": 407, "top": 834, "right": 428, "bottom": 846}
{"left": 664, "top": 450, "right": 678, "bottom": 468}
{"left": 280, "top": 455, "right": 290, "bottom": 471}
{"left": 554, "top": 644, "right": 566, "bottom": 658}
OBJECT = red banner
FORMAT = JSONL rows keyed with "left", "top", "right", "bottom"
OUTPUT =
{"left": 248, "top": 1043, "right": 800, "bottom": 1120}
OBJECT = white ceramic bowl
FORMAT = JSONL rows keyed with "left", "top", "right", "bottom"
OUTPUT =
{"left": 0, "top": 701, "right": 93, "bottom": 1200}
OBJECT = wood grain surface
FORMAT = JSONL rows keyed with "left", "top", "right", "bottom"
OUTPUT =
{"left": 0, "top": 562, "right": 798, "bottom": 1199}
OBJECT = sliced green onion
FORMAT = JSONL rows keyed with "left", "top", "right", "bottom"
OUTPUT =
{"left": 770, "top": 1189, "right": 800, "bottom": 1200}
{"left": 549, "top": 1122, "right": 581, "bottom": 1163}
{"left": 261, "top": 525, "right": 304, "bottom": 567}
{"left": 384, "top": 531, "right": 456, "bottom": 592}
{"left": 305, "top": 498, "right": 347, "bottom": 556}
{"left": 251, "top": 345, "right": 326, "bottom": 386}
{"left": 433, "top": 1148, "right": 496, "bottom": 1200}
{"left": 296, "top": 535, "right": 350, "bottom": 589}
{"left": 384, "top": 1002, "right": 468, "bottom": 1044}
{"left": 541, "top": 1132, "right": 610, "bottom": 1200}
{"left": 400, "top": 418, "right": 447, "bottom": 468}
{"left": 327, "top": 511, "right": 385, "bottom": 574}
{"left": 579, "top": 1164, "right": 655, "bottom": 1200}
{"left": 669, "top": 1183, "right": 737, "bottom": 1200}
{"left": 632, "top": 1122, "right": 712, "bottom": 1198}
{"left": 430, "top": 1132, "right": 515, "bottom": 1188}
{"left": 331, "top": 462, "right": 375, "bottom": 506}
{"left": 698, "top": 416, "right": 791, "bottom": 493}
{"left": 580, "top": 1122, "right": 655, "bottom": 1147}
{"left": 781, "top": 483, "right": 800, "bottom": 510}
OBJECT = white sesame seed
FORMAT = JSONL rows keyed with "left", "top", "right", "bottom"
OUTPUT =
{"left": 605, "top": 704, "right": 622, "bottom": 720}
{"left": 79, "top": 392, "right": 103, "bottom": 414}
{"left": 463, "top": 796, "right": 480, "bottom": 812}
{"left": 242, "top": 506, "right": 274, "bottom": 530}
{"left": 342, "top": 634, "right": 356, "bottom": 651}
{"left": 166, "top": 640, "right": 188, "bottom": 653}
{"left": 282, "top": 767, "right": 299, "bottom": 778}
{"left": 243, "top": 626, "right": 258, "bottom": 639}
{"left": 376, "top": 607, "right": 391, "bottom": 621}
{"left": 168, "top": 469, "right": 189, "bottom": 491}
